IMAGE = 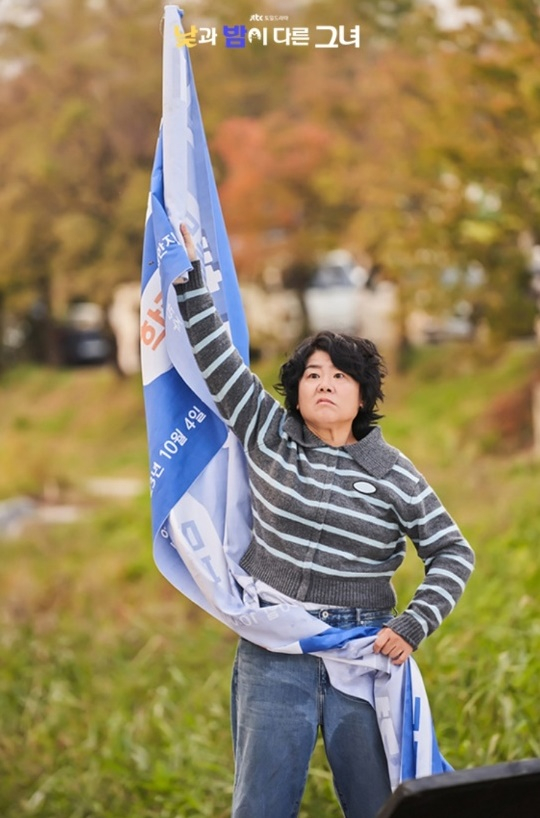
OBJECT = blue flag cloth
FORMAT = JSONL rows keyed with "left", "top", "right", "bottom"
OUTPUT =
{"left": 140, "top": 4, "right": 451, "bottom": 790}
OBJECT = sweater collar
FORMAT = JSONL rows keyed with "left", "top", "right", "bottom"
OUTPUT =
{"left": 283, "top": 414, "right": 399, "bottom": 478}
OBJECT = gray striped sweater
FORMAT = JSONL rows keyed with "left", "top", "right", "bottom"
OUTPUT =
{"left": 174, "top": 262, "right": 475, "bottom": 649}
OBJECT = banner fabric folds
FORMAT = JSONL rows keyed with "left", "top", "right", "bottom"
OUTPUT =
{"left": 140, "top": 4, "right": 451, "bottom": 791}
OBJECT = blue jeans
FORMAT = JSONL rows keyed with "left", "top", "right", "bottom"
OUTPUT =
{"left": 231, "top": 607, "right": 392, "bottom": 818}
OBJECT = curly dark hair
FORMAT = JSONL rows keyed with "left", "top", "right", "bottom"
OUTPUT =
{"left": 275, "top": 330, "right": 387, "bottom": 438}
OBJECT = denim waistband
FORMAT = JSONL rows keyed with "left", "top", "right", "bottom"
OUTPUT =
{"left": 307, "top": 607, "right": 392, "bottom": 629}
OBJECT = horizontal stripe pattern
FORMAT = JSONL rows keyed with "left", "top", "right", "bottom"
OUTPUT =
{"left": 174, "top": 266, "right": 475, "bottom": 649}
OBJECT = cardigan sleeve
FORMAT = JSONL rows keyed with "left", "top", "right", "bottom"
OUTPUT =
{"left": 387, "top": 473, "right": 475, "bottom": 649}
{"left": 173, "top": 261, "right": 279, "bottom": 449}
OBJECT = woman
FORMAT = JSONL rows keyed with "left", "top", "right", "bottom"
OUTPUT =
{"left": 174, "top": 225, "right": 475, "bottom": 818}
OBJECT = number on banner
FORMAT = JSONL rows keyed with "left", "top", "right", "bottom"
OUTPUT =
{"left": 185, "top": 405, "right": 206, "bottom": 430}
{"left": 159, "top": 427, "right": 188, "bottom": 460}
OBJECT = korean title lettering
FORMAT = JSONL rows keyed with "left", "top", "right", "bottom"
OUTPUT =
{"left": 174, "top": 23, "right": 218, "bottom": 47}
{"left": 315, "top": 25, "right": 361, "bottom": 48}
{"left": 174, "top": 23, "right": 361, "bottom": 49}
{"left": 223, "top": 24, "right": 360, "bottom": 48}
{"left": 248, "top": 26, "right": 310, "bottom": 46}
{"left": 223, "top": 24, "right": 247, "bottom": 48}
{"left": 149, "top": 405, "right": 207, "bottom": 493}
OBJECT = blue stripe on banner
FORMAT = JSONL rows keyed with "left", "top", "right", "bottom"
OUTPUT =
{"left": 143, "top": 368, "right": 226, "bottom": 538}
{"left": 300, "top": 625, "right": 381, "bottom": 653}
{"left": 413, "top": 695, "right": 421, "bottom": 731}
{"left": 400, "top": 661, "right": 416, "bottom": 781}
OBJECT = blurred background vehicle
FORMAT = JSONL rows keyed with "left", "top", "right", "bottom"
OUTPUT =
{"left": 56, "top": 301, "right": 114, "bottom": 366}
{"left": 304, "top": 250, "right": 368, "bottom": 334}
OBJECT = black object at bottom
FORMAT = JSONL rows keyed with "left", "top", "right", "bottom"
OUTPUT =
{"left": 376, "top": 758, "right": 540, "bottom": 818}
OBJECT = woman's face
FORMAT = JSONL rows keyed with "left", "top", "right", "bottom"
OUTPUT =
{"left": 297, "top": 349, "right": 362, "bottom": 439}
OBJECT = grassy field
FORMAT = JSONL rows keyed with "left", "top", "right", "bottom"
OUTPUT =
{"left": 1, "top": 342, "right": 539, "bottom": 817}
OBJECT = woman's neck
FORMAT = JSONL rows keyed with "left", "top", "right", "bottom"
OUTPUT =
{"left": 305, "top": 422, "right": 356, "bottom": 447}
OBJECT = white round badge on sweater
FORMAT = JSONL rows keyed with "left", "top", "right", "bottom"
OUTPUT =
{"left": 353, "top": 481, "right": 376, "bottom": 494}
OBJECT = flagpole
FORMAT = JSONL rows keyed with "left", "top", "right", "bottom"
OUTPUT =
{"left": 162, "top": 5, "right": 189, "bottom": 244}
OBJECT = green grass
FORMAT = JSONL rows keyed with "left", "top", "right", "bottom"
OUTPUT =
{"left": 1, "top": 343, "right": 539, "bottom": 816}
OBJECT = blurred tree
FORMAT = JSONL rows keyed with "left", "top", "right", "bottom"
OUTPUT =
{"left": 0, "top": 0, "right": 539, "bottom": 366}
{"left": 208, "top": 0, "right": 540, "bottom": 339}
{"left": 449, "top": 0, "right": 540, "bottom": 337}
{"left": 0, "top": 0, "right": 162, "bottom": 361}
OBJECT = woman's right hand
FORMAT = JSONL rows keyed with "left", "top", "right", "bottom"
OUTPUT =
{"left": 180, "top": 223, "right": 198, "bottom": 262}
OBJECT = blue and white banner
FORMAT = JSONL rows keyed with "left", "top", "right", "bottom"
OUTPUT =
{"left": 141, "top": 4, "right": 450, "bottom": 790}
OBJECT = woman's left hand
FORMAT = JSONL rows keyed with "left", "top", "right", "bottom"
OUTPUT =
{"left": 373, "top": 627, "right": 413, "bottom": 666}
